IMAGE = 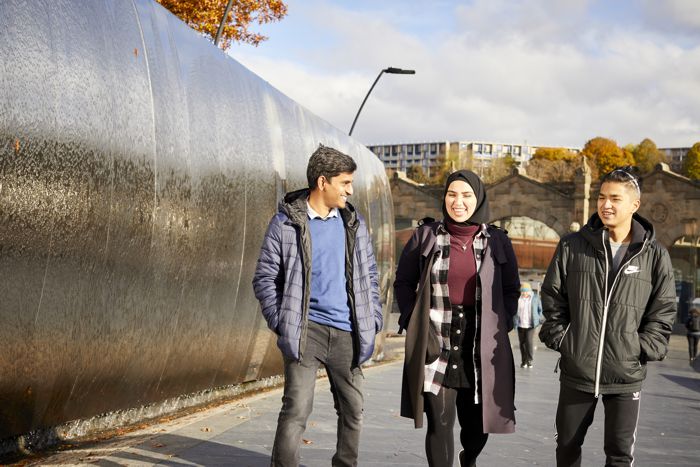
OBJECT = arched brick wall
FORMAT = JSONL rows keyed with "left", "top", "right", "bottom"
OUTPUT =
{"left": 390, "top": 164, "right": 699, "bottom": 250}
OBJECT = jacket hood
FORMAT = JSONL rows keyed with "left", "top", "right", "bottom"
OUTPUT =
{"left": 278, "top": 188, "right": 358, "bottom": 227}
{"left": 580, "top": 212, "right": 655, "bottom": 250}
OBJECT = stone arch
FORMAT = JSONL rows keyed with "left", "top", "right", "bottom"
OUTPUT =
{"left": 487, "top": 173, "right": 575, "bottom": 237}
{"left": 638, "top": 166, "right": 700, "bottom": 250}
{"left": 388, "top": 164, "right": 700, "bottom": 249}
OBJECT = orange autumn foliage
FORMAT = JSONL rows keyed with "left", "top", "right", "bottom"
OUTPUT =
{"left": 157, "top": 0, "right": 288, "bottom": 50}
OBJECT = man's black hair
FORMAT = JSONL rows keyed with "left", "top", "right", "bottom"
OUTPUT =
{"left": 601, "top": 165, "right": 641, "bottom": 197}
{"left": 306, "top": 144, "right": 357, "bottom": 189}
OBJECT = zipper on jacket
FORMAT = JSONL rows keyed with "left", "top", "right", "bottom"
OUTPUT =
{"left": 594, "top": 232, "right": 648, "bottom": 397}
{"left": 298, "top": 225, "right": 309, "bottom": 363}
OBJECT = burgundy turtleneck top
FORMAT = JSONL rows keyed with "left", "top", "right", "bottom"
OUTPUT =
{"left": 445, "top": 221, "right": 480, "bottom": 306}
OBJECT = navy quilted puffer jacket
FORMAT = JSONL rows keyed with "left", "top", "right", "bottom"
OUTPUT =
{"left": 252, "top": 189, "right": 383, "bottom": 365}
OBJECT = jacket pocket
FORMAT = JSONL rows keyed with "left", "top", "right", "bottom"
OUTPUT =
{"left": 426, "top": 329, "right": 441, "bottom": 364}
{"left": 557, "top": 323, "right": 572, "bottom": 353}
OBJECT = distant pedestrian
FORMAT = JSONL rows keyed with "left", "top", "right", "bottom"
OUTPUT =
{"left": 686, "top": 306, "right": 700, "bottom": 363}
{"left": 539, "top": 166, "right": 676, "bottom": 467}
{"left": 252, "top": 144, "right": 383, "bottom": 467}
{"left": 394, "top": 170, "right": 520, "bottom": 467}
{"left": 514, "top": 282, "right": 543, "bottom": 368}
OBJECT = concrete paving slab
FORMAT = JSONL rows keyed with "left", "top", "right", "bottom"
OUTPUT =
{"left": 17, "top": 334, "right": 700, "bottom": 466}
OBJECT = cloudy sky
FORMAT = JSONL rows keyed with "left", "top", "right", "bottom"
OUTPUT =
{"left": 228, "top": 0, "right": 700, "bottom": 149}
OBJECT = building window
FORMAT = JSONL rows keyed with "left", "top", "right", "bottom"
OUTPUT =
{"left": 430, "top": 144, "right": 437, "bottom": 154}
{"left": 513, "top": 146, "right": 521, "bottom": 155}
{"left": 504, "top": 145, "right": 511, "bottom": 154}
{"left": 474, "top": 143, "right": 481, "bottom": 152}
{"left": 407, "top": 145, "right": 413, "bottom": 155}
{"left": 483, "top": 144, "right": 492, "bottom": 154}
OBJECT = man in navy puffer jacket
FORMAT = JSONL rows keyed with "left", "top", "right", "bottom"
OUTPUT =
{"left": 253, "top": 144, "right": 382, "bottom": 467}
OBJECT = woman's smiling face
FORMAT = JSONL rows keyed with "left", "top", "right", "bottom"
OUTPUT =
{"left": 444, "top": 180, "right": 477, "bottom": 223}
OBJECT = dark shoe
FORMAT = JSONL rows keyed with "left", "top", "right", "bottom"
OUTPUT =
{"left": 520, "top": 362, "right": 527, "bottom": 368}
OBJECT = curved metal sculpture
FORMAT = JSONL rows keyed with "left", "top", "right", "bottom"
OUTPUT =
{"left": 0, "top": 0, "right": 394, "bottom": 441}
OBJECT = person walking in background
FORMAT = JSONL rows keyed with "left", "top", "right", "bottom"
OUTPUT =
{"left": 252, "top": 144, "right": 383, "bottom": 467}
{"left": 539, "top": 166, "right": 676, "bottom": 467}
{"left": 394, "top": 170, "right": 520, "bottom": 467}
{"left": 686, "top": 305, "right": 700, "bottom": 363}
{"left": 514, "top": 282, "right": 543, "bottom": 368}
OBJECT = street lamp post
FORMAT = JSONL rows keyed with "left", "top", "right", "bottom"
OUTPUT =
{"left": 348, "top": 67, "right": 415, "bottom": 137}
{"left": 215, "top": 0, "right": 235, "bottom": 46}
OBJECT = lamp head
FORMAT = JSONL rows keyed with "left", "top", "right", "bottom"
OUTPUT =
{"left": 384, "top": 67, "right": 415, "bottom": 74}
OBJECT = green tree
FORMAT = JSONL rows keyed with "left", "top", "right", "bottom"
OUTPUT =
{"left": 157, "top": 0, "right": 288, "bottom": 50}
{"left": 581, "top": 137, "right": 633, "bottom": 176}
{"left": 683, "top": 142, "right": 700, "bottom": 180}
{"left": 632, "top": 138, "right": 666, "bottom": 174}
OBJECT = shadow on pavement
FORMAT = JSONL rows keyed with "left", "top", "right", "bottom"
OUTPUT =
{"left": 22, "top": 432, "right": 272, "bottom": 467}
{"left": 659, "top": 373, "right": 700, "bottom": 394}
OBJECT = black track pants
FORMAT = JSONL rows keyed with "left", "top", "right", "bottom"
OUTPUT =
{"left": 554, "top": 384, "right": 641, "bottom": 467}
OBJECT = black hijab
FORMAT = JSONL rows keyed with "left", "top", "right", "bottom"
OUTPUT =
{"left": 442, "top": 170, "right": 490, "bottom": 225}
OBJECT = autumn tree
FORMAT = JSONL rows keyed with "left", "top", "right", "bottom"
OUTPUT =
{"left": 683, "top": 142, "right": 700, "bottom": 180}
{"left": 157, "top": 0, "right": 288, "bottom": 50}
{"left": 482, "top": 155, "right": 517, "bottom": 184}
{"left": 429, "top": 154, "right": 457, "bottom": 185}
{"left": 532, "top": 147, "right": 576, "bottom": 161}
{"left": 527, "top": 157, "right": 579, "bottom": 182}
{"left": 632, "top": 138, "right": 666, "bottom": 174}
{"left": 581, "top": 137, "right": 634, "bottom": 177}
{"left": 406, "top": 165, "right": 429, "bottom": 184}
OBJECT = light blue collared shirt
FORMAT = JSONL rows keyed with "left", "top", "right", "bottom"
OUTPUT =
{"left": 307, "top": 202, "right": 339, "bottom": 220}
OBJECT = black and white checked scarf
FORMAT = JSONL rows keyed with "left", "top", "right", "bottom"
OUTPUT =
{"left": 424, "top": 223, "right": 489, "bottom": 399}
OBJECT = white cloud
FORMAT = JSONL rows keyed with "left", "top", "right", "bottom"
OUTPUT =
{"left": 231, "top": 0, "right": 700, "bottom": 148}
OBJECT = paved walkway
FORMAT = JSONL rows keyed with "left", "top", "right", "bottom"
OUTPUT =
{"left": 22, "top": 335, "right": 700, "bottom": 466}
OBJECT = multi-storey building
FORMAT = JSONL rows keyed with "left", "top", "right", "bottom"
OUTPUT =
{"left": 659, "top": 147, "right": 690, "bottom": 173}
{"left": 367, "top": 141, "right": 450, "bottom": 176}
{"left": 367, "top": 140, "right": 579, "bottom": 175}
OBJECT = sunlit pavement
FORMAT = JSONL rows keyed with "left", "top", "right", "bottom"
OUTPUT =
{"left": 23, "top": 334, "right": 699, "bottom": 466}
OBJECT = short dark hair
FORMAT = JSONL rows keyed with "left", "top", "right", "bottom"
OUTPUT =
{"left": 306, "top": 144, "right": 357, "bottom": 189}
{"left": 601, "top": 166, "right": 641, "bottom": 198}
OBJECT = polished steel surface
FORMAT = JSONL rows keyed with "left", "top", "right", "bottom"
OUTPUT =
{"left": 0, "top": 0, "right": 394, "bottom": 439}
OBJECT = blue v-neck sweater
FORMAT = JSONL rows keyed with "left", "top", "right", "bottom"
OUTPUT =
{"left": 308, "top": 215, "right": 352, "bottom": 331}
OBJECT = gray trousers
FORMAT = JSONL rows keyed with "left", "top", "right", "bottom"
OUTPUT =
{"left": 271, "top": 320, "right": 364, "bottom": 467}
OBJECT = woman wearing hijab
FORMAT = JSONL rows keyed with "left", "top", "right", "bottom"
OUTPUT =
{"left": 394, "top": 170, "right": 520, "bottom": 467}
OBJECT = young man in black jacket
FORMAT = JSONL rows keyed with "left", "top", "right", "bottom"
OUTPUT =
{"left": 539, "top": 167, "right": 676, "bottom": 467}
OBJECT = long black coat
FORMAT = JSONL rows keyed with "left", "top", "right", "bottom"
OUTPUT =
{"left": 394, "top": 221, "right": 520, "bottom": 432}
